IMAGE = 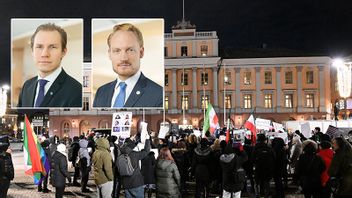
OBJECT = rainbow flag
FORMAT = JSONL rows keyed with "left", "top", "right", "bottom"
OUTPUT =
{"left": 23, "top": 115, "right": 50, "bottom": 185}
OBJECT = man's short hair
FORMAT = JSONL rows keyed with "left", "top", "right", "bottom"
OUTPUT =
{"left": 30, "top": 23, "right": 67, "bottom": 51}
{"left": 107, "top": 23, "right": 144, "bottom": 48}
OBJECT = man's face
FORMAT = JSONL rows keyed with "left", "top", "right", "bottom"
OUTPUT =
{"left": 109, "top": 30, "right": 144, "bottom": 81}
{"left": 32, "top": 30, "right": 66, "bottom": 77}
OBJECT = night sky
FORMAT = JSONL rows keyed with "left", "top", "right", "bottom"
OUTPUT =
{"left": 1, "top": 0, "right": 352, "bottom": 85}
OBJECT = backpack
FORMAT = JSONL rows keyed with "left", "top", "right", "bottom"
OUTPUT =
{"left": 0, "top": 153, "right": 14, "bottom": 180}
{"left": 116, "top": 153, "right": 135, "bottom": 176}
{"left": 233, "top": 155, "right": 246, "bottom": 183}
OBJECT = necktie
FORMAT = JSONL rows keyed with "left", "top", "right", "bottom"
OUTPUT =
{"left": 113, "top": 82, "right": 127, "bottom": 107}
{"left": 35, "top": 79, "right": 48, "bottom": 107}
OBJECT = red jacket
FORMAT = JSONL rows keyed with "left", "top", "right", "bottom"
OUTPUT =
{"left": 318, "top": 148, "right": 334, "bottom": 186}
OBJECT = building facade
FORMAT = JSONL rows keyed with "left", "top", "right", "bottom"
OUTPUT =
{"left": 49, "top": 20, "right": 335, "bottom": 137}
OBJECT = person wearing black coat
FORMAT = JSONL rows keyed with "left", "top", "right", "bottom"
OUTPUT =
{"left": 119, "top": 137, "right": 151, "bottom": 197}
{"left": 192, "top": 138, "right": 212, "bottom": 198}
{"left": 271, "top": 137, "right": 287, "bottom": 198}
{"left": 220, "top": 143, "right": 248, "bottom": 198}
{"left": 50, "top": 143, "right": 71, "bottom": 198}
{"left": 141, "top": 151, "right": 156, "bottom": 198}
{"left": 70, "top": 136, "right": 81, "bottom": 186}
{"left": 0, "top": 135, "right": 14, "bottom": 198}
{"left": 172, "top": 140, "right": 190, "bottom": 197}
{"left": 242, "top": 138, "right": 255, "bottom": 193}
{"left": 252, "top": 134, "right": 275, "bottom": 198}
{"left": 296, "top": 140, "right": 325, "bottom": 198}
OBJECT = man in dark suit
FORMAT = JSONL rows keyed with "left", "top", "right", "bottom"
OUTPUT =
{"left": 93, "top": 23, "right": 163, "bottom": 108}
{"left": 17, "top": 23, "right": 82, "bottom": 108}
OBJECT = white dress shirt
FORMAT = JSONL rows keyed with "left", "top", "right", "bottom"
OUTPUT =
{"left": 111, "top": 70, "right": 141, "bottom": 107}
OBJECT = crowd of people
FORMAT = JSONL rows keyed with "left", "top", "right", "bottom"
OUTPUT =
{"left": 0, "top": 126, "right": 352, "bottom": 198}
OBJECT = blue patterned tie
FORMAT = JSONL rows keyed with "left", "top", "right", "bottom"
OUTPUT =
{"left": 113, "top": 82, "right": 127, "bottom": 107}
{"left": 35, "top": 79, "right": 48, "bottom": 107}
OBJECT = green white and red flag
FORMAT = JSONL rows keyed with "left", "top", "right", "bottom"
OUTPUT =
{"left": 203, "top": 102, "right": 219, "bottom": 135}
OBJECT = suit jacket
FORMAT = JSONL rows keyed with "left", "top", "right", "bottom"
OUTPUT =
{"left": 93, "top": 72, "right": 163, "bottom": 108}
{"left": 18, "top": 69, "right": 82, "bottom": 108}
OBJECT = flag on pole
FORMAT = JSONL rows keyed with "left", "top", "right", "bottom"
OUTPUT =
{"left": 244, "top": 114, "right": 256, "bottom": 144}
{"left": 23, "top": 115, "right": 50, "bottom": 185}
{"left": 203, "top": 102, "right": 219, "bottom": 135}
{"left": 225, "top": 118, "right": 231, "bottom": 143}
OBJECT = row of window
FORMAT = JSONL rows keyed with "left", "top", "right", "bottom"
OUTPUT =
{"left": 165, "top": 70, "right": 315, "bottom": 86}
{"left": 164, "top": 93, "right": 315, "bottom": 110}
{"left": 165, "top": 45, "right": 209, "bottom": 57}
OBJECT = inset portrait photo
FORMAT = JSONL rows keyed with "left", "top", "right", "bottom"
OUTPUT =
{"left": 11, "top": 18, "right": 83, "bottom": 108}
{"left": 92, "top": 19, "right": 164, "bottom": 109}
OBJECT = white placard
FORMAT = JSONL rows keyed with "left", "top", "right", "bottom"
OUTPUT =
{"left": 219, "top": 135, "right": 226, "bottom": 141}
{"left": 193, "top": 129, "right": 201, "bottom": 137}
{"left": 273, "top": 122, "right": 285, "bottom": 132}
{"left": 277, "top": 132, "right": 288, "bottom": 144}
{"left": 255, "top": 118, "right": 271, "bottom": 131}
{"left": 111, "top": 112, "right": 132, "bottom": 139}
{"left": 158, "top": 125, "right": 169, "bottom": 139}
{"left": 300, "top": 122, "right": 311, "bottom": 138}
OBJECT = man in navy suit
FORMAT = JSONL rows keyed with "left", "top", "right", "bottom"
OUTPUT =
{"left": 93, "top": 23, "right": 163, "bottom": 108}
{"left": 17, "top": 23, "right": 82, "bottom": 108}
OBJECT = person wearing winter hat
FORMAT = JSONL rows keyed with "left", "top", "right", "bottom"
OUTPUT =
{"left": 50, "top": 143, "right": 71, "bottom": 198}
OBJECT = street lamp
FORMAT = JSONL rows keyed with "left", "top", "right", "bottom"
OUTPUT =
{"left": 0, "top": 84, "right": 9, "bottom": 117}
{"left": 333, "top": 59, "right": 352, "bottom": 119}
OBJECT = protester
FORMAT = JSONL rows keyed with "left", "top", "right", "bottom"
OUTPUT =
{"left": 252, "top": 133, "right": 275, "bottom": 198}
{"left": 79, "top": 138, "right": 92, "bottom": 193}
{"left": 155, "top": 147, "right": 181, "bottom": 197}
{"left": 0, "top": 135, "right": 14, "bottom": 197}
{"left": 271, "top": 137, "right": 287, "bottom": 198}
{"left": 92, "top": 138, "right": 114, "bottom": 198}
{"left": 317, "top": 140, "right": 334, "bottom": 198}
{"left": 192, "top": 138, "right": 212, "bottom": 198}
{"left": 50, "top": 143, "right": 71, "bottom": 198}
{"left": 38, "top": 137, "right": 51, "bottom": 193}
{"left": 328, "top": 137, "right": 352, "bottom": 197}
{"left": 296, "top": 140, "right": 325, "bottom": 198}
{"left": 172, "top": 140, "right": 190, "bottom": 197}
{"left": 119, "top": 134, "right": 151, "bottom": 197}
{"left": 69, "top": 136, "right": 81, "bottom": 186}
{"left": 141, "top": 149, "right": 156, "bottom": 198}
{"left": 220, "top": 142, "right": 248, "bottom": 198}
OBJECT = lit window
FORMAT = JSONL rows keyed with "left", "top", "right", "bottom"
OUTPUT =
{"left": 225, "top": 71, "right": 232, "bottom": 85}
{"left": 181, "top": 46, "right": 188, "bottom": 56}
{"left": 244, "top": 94, "right": 252, "bottom": 109}
{"left": 165, "top": 96, "right": 169, "bottom": 110}
{"left": 264, "top": 94, "right": 272, "bottom": 108}
{"left": 83, "top": 76, "right": 89, "bottom": 88}
{"left": 164, "top": 47, "right": 168, "bottom": 57}
{"left": 165, "top": 74, "right": 169, "bottom": 86}
{"left": 201, "top": 95, "right": 209, "bottom": 109}
{"left": 285, "top": 94, "right": 293, "bottom": 108}
{"left": 285, "top": 71, "right": 293, "bottom": 84}
{"left": 63, "top": 122, "right": 70, "bottom": 134}
{"left": 264, "top": 71, "right": 272, "bottom": 84}
{"left": 181, "top": 73, "right": 188, "bottom": 85}
{"left": 201, "top": 45, "right": 208, "bottom": 56}
{"left": 201, "top": 73, "right": 208, "bottom": 85}
{"left": 83, "top": 97, "right": 89, "bottom": 111}
{"left": 225, "top": 95, "right": 231, "bottom": 109}
{"left": 306, "top": 94, "right": 314, "bottom": 108}
{"left": 306, "top": 71, "right": 314, "bottom": 84}
{"left": 244, "top": 72, "right": 251, "bottom": 85}
{"left": 181, "top": 96, "right": 189, "bottom": 110}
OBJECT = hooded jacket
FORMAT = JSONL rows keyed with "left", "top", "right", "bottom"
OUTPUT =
{"left": 220, "top": 152, "right": 247, "bottom": 193}
{"left": 119, "top": 139, "right": 151, "bottom": 189}
{"left": 50, "top": 144, "right": 70, "bottom": 187}
{"left": 155, "top": 159, "right": 181, "bottom": 198}
{"left": 192, "top": 145, "right": 212, "bottom": 183}
{"left": 92, "top": 138, "right": 113, "bottom": 186}
{"left": 79, "top": 139, "right": 90, "bottom": 167}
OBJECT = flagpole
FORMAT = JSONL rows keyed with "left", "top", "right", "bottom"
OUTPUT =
{"left": 223, "top": 63, "right": 227, "bottom": 126}
{"left": 203, "top": 63, "right": 206, "bottom": 120}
